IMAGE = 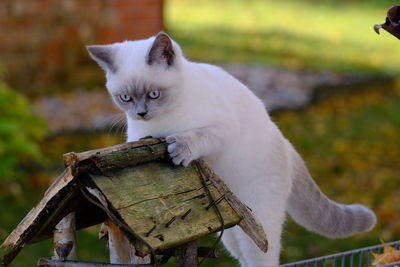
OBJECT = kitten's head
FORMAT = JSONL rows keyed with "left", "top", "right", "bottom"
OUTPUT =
{"left": 87, "top": 32, "right": 184, "bottom": 121}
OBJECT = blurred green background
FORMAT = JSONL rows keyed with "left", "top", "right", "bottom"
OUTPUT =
{"left": 0, "top": 0, "right": 399, "bottom": 266}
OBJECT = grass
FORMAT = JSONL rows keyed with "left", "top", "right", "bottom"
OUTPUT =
{"left": 166, "top": 0, "right": 400, "bottom": 75}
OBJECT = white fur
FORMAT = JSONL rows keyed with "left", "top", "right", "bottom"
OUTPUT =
{"left": 88, "top": 35, "right": 375, "bottom": 267}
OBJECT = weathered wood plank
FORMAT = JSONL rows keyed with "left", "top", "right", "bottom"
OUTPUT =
{"left": 196, "top": 160, "right": 268, "bottom": 252}
{"left": 37, "top": 258, "right": 152, "bottom": 267}
{"left": 89, "top": 161, "right": 241, "bottom": 253}
{"left": 64, "top": 138, "right": 168, "bottom": 172}
{"left": 64, "top": 138, "right": 163, "bottom": 164}
{"left": 1, "top": 167, "right": 77, "bottom": 266}
{"left": 2, "top": 167, "right": 73, "bottom": 248}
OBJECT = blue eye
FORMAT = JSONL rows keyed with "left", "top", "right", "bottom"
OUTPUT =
{"left": 148, "top": 90, "right": 160, "bottom": 99}
{"left": 119, "top": 94, "right": 132, "bottom": 102}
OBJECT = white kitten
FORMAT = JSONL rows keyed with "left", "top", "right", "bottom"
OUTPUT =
{"left": 87, "top": 33, "right": 376, "bottom": 267}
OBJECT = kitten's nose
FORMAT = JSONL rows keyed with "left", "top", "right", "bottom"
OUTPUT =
{"left": 137, "top": 112, "right": 147, "bottom": 117}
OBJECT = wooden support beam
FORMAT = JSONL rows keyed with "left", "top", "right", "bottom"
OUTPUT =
{"left": 104, "top": 218, "right": 131, "bottom": 264}
{"left": 37, "top": 258, "right": 152, "bottom": 267}
{"left": 103, "top": 219, "right": 151, "bottom": 265}
{"left": 53, "top": 212, "right": 77, "bottom": 261}
{"left": 174, "top": 240, "right": 198, "bottom": 267}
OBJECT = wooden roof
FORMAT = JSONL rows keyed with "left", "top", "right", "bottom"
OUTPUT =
{"left": 1, "top": 138, "right": 267, "bottom": 266}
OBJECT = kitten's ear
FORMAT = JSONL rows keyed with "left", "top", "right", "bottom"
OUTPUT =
{"left": 87, "top": 45, "right": 117, "bottom": 73}
{"left": 146, "top": 32, "right": 175, "bottom": 67}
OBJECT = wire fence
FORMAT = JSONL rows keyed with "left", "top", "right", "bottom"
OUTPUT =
{"left": 281, "top": 240, "right": 400, "bottom": 267}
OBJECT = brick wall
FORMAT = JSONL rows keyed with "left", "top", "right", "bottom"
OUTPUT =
{"left": 0, "top": 0, "right": 164, "bottom": 96}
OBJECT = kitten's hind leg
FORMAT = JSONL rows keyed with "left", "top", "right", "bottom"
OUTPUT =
{"left": 221, "top": 227, "right": 245, "bottom": 266}
{"left": 232, "top": 198, "right": 286, "bottom": 267}
{"left": 235, "top": 224, "right": 282, "bottom": 267}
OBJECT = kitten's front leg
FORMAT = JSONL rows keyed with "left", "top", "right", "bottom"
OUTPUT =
{"left": 166, "top": 126, "right": 224, "bottom": 167}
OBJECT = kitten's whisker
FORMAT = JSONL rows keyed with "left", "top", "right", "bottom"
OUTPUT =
{"left": 107, "top": 114, "right": 126, "bottom": 138}
{"left": 120, "top": 121, "right": 127, "bottom": 141}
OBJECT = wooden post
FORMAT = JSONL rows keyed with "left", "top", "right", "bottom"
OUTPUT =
{"left": 129, "top": 247, "right": 151, "bottom": 265}
{"left": 37, "top": 258, "right": 152, "bottom": 267}
{"left": 103, "top": 219, "right": 149, "bottom": 264}
{"left": 104, "top": 219, "right": 151, "bottom": 264}
{"left": 53, "top": 212, "right": 77, "bottom": 261}
{"left": 104, "top": 218, "right": 131, "bottom": 264}
{"left": 174, "top": 240, "right": 198, "bottom": 267}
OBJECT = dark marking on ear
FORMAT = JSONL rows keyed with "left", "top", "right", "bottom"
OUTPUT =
{"left": 147, "top": 32, "right": 175, "bottom": 67}
{"left": 87, "top": 45, "right": 117, "bottom": 73}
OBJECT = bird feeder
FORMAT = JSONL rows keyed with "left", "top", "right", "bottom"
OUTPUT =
{"left": 1, "top": 138, "right": 267, "bottom": 266}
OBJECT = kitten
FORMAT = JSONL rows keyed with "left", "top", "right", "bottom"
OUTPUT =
{"left": 87, "top": 32, "right": 376, "bottom": 267}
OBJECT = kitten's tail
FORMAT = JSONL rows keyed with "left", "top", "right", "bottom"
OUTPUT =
{"left": 286, "top": 149, "right": 376, "bottom": 238}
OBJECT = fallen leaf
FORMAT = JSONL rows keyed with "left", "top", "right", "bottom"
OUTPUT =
{"left": 371, "top": 240, "right": 400, "bottom": 266}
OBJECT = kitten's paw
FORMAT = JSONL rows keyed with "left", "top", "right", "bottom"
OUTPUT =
{"left": 166, "top": 135, "right": 193, "bottom": 167}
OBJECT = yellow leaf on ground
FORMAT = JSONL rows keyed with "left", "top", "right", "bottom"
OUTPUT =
{"left": 371, "top": 240, "right": 400, "bottom": 266}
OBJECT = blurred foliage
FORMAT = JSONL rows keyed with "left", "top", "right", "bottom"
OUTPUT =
{"left": 166, "top": 0, "right": 400, "bottom": 75}
{"left": 0, "top": 78, "right": 46, "bottom": 183}
{"left": 0, "top": 74, "right": 47, "bottom": 258}
{"left": 277, "top": 83, "right": 400, "bottom": 263}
